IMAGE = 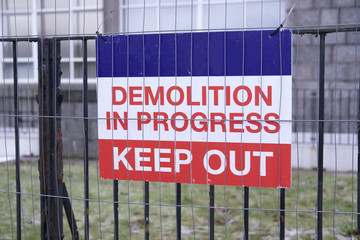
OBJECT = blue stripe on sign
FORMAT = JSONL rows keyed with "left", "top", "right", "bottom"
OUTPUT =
{"left": 96, "top": 30, "right": 291, "bottom": 77}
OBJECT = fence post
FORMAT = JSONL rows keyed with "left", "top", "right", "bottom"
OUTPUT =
{"left": 317, "top": 32, "right": 326, "bottom": 240}
{"left": 244, "top": 187, "right": 249, "bottom": 240}
{"left": 37, "top": 38, "right": 64, "bottom": 240}
{"left": 82, "top": 38, "right": 90, "bottom": 240}
{"left": 114, "top": 180, "right": 119, "bottom": 240}
{"left": 13, "top": 40, "right": 22, "bottom": 240}
{"left": 209, "top": 185, "right": 214, "bottom": 240}
{"left": 280, "top": 188, "right": 285, "bottom": 240}
{"left": 176, "top": 183, "right": 181, "bottom": 240}
{"left": 145, "top": 181, "right": 150, "bottom": 239}
{"left": 358, "top": 60, "right": 360, "bottom": 237}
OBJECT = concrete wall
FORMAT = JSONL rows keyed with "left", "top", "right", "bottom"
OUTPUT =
{"left": 287, "top": 0, "right": 360, "bottom": 133}
{"left": 61, "top": 88, "right": 99, "bottom": 159}
{"left": 286, "top": 0, "right": 360, "bottom": 88}
{"left": 291, "top": 143, "right": 358, "bottom": 172}
{"left": 0, "top": 131, "right": 39, "bottom": 162}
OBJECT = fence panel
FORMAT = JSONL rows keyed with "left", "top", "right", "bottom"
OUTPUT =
{"left": 1, "top": 1, "right": 360, "bottom": 240}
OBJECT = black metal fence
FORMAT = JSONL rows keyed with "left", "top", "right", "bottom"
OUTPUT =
{"left": 293, "top": 88, "right": 358, "bottom": 145}
{"left": 0, "top": 85, "right": 38, "bottom": 132}
{"left": 1, "top": 26, "right": 360, "bottom": 240}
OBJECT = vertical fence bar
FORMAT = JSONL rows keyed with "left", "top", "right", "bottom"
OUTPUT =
{"left": 339, "top": 90, "right": 343, "bottom": 143}
{"left": 280, "top": 188, "right": 285, "bottom": 240}
{"left": 176, "top": 183, "right": 181, "bottom": 240}
{"left": 311, "top": 90, "right": 317, "bottom": 143}
{"left": 53, "top": 38, "right": 63, "bottom": 240}
{"left": 317, "top": 32, "right": 326, "bottom": 240}
{"left": 38, "top": 38, "right": 64, "bottom": 240}
{"left": 38, "top": 38, "right": 48, "bottom": 240}
{"left": 302, "top": 90, "right": 306, "bottom": 142}
{"left": 83, "top": 39, "right": 90, "bottom": 240}
{"left": 330, "top": 89, "right": 334, "bottom": 141}
{"left": 145, "top": 181, "right": 150, "bottom": 240}
{"left": 347, "top": 90, "right": 351, "bottom": 139}
{"left": 62, "top": 182, "right": 79, "bottom": 239}
{"left": 209, "top": 185, "right": 214, "bottom": 240}
{"left": 13, "top": 40, "right": 21, "bottom": 240}
{"left": 358, "top": 71, "right": 360, "bottom": 237}
{"left": 244, "top": 186, "right": 249, "bottom": 240}
{"left": 113, "top": 180, "right": 119, "bottom": 240}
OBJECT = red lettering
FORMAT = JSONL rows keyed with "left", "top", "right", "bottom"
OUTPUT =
{"left": 191, "top": 112, "right": 208, "bottom": 132}
{"left": 264, "top": 113, "right": 280, "bottom": 133}
{"left": 171, "top": 112, "right": 188, "bottom": 132}
{"left": 229, "top": 113, "right": 244, "bottom": 132}
{"left": 167, "top": 86, "right": 184, "bottom": 106}
{"left": 106, "top": 111, "right": 128, "bottom": 130}
{"left": 113, "top": 112, "right": 128, "bottom": 130}
{"left": 145, "top": 86, "right": 164, "bottom": 105}
{"left": 154, "top": 112, "right": 169, "bottom": 131}
{"left": 226, "top": 86, "right": 230, "bottom": 106}
{"left": 202, "top": 86, "right": 207, "bottom": 106}
{"left": 106, "top": 112, "right": 111, "bottom": 130}
{"left": 137, "top": 112, "right": 151, "bottom": 130}
{"left": 187, "top": 86, "right": 200, "bottom": 105}
{"left": 112, "top": 87, "right": 127, "bottom": 105}
{"left": 209, "top": 86, "right": 224, "bottom": 106}
{"left": 210, "top": 113, "right": 226, "bottom": 132}
{"left": 255, "top": 86, "right": 272, "bottom": 106}
{"left": 246, "top": 112, "right": 261, "bottom": 133}
{"left": 233, "top": 86, "right": 252, "bottom": 106}
{"left": 129, "top": 86, "right": 143, "bottom": 105}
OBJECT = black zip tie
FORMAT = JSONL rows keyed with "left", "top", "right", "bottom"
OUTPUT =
{"left": 270, "top": 24, "right": 284, "bottom": 37}
{"left": 270, "top": 4, "right": 295, "bottom": 37}
{"left": 96, "top": 31, "right": 107, "bottom": 42}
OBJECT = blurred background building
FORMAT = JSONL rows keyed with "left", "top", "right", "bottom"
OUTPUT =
{"left": 0, "top": 0, "right": 286, "bottom": 84}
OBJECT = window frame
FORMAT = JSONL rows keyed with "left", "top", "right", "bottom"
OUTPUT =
{"left": 0, "top": 0, "right": 103, "bottom": 84}
{"left": 119, "top": 0, "right": 285, "bottom": 33}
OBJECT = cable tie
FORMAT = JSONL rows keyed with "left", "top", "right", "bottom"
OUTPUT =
{"left": 270, "top": 4, "right": 296, "bottom": 37}
{"left": 96, "top": 31, "right": 107, "bottom": 42}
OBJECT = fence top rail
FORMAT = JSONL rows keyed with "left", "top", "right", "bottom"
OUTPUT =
{"left": 0, "top": 35, "right": 96, "bottom": 42}
{"left": 0, "top": 24, "right": 359, "bottom": 42}
{"left": 290, "top": 24, "right": 360, "bottom": 35}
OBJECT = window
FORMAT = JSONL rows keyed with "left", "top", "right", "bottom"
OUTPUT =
{"left": 0, "top": 0, "right": 104, "bottom": 84}
{"left": 120, "top": 0, "right": 286, "bottom": 33}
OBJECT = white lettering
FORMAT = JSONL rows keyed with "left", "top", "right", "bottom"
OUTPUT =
{"left": 203, "top": 150, "right": 226, "bottom": 175}
{"left": 175, "top": 149, "right": 192, "bottom": 172}
{"left": 154, "top": 148, "right": 172, "bottom": 172}
{"left": 230, "top": 150, "right": 251, "bottom": 176}
{"left": 135, "top": 148, "right": 152, "bottom": 171}
{"left": 113, "top": 147, "right": 133, "bottom": 170}
{"left": 253, "top": 151, "right": 273, "bottom": 176}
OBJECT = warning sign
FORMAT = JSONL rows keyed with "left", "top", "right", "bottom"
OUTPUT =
{"left": 96, "top": 30, "right": 292, "bottom": 188}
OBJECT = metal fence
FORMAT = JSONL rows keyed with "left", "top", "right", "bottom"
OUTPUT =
{"left": 293, "top": 88, "right": 358, "bottom": 145}
{"left": 1, "top": 27, "right": 360, "bottom": 240}
{"left": 0, "top": 85, "right": 38, "bottom": 132}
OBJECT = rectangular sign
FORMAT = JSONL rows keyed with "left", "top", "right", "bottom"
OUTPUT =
{"left": 97, "top": 30, "right": 292, "bottom": 188}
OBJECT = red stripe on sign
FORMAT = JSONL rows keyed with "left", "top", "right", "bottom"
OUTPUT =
{"left": 98, "top": 140, "right": 291, "bottom": 188}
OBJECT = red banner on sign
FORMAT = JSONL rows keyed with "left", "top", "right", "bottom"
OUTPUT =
{"left": 99, "top": 140, "right": 291, "bottom": 188}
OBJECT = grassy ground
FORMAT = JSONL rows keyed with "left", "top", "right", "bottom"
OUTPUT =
{"left": 0, "top": 160, "right": 358, "bottom": 240}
